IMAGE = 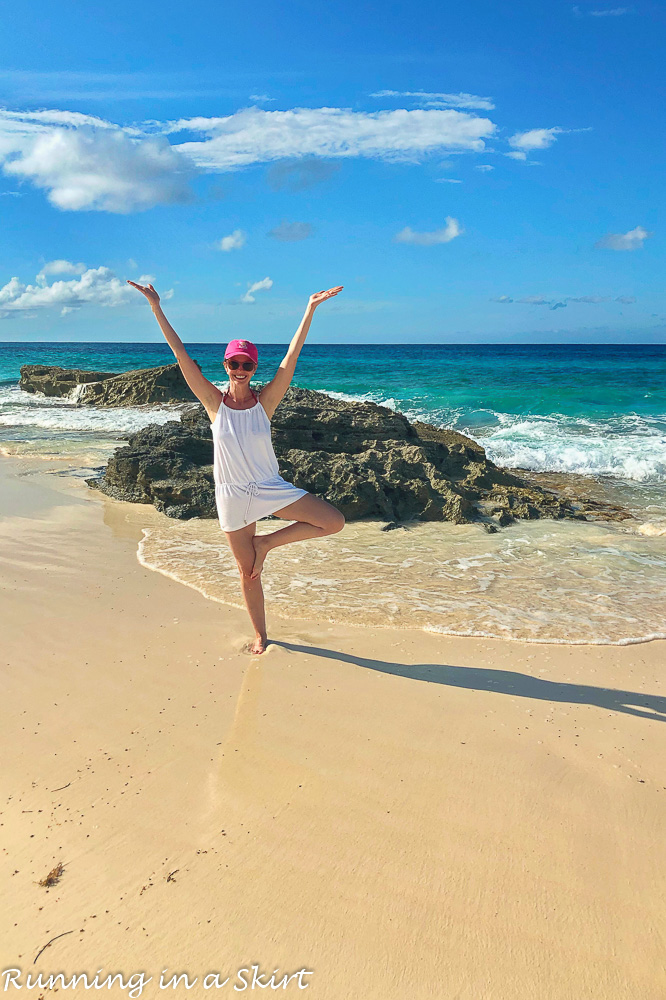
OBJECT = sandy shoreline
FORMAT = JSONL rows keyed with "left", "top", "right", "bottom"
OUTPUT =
{"left": 1, "top": 453, "right": 665, "bottom": 998}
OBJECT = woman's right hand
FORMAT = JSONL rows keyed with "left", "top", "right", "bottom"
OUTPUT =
{"left": 127, "top": 280, "right": 160, "bottom": 308}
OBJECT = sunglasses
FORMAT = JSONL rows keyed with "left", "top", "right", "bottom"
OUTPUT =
{"left": 226, "top": 359, "right": 256, "bottom": 371}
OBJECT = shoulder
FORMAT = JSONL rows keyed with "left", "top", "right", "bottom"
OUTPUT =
{"left": 257, "top": 379, "right": 287, "bottom": 421}
{"left": 205, "top": 388, "right": 225, "bottom": 423}
{"left": 256, "top": 387, "right": 277, "bottom": 421}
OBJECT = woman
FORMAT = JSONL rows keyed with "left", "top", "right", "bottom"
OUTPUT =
{"left": 127, "top": 279, "right": 346, "bottom": 654}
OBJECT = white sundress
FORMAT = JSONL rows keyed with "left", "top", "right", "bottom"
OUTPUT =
{"left": 210, "top": 389, "right": 309, "bottom": 532}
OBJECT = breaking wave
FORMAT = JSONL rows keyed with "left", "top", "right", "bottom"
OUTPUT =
{"left": 319, "top": 389, "right": 666, "bottom": 483}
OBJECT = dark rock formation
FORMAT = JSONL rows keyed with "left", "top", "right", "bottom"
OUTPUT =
{"left": 82, "top": 381, "right": 628, "bottom": 527}
{"left": 20, "top": 364, "right": 120, "bottom": 398}
{"left": 20, "top": 362, "right": 198, "bottom": 406}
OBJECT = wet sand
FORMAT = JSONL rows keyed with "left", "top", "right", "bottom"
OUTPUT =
{"left": 1, "top": 454, "right": 664, "bottom": 999}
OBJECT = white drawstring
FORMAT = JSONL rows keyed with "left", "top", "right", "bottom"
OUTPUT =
{"left": 242, "top": 481, "right": 259, "bottom": 525}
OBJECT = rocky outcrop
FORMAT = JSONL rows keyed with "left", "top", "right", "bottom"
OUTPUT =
{"left": 20, "top": 365, "right": 120, "bottom": 398}
{"left": 20, "top": 362, "right": 198, "bottom": 406}
{"left": 81, "top": 380, "right": 627, "bottom": 527}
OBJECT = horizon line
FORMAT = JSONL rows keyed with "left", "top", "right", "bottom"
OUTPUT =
{"left": 1, "top": 341, "right": 664, "bottom": 347}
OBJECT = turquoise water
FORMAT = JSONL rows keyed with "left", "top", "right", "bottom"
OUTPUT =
{"left": 1, "top": 342, "right": 665, "bottom": 482}
{"left": 1, "top": 341, "right": 664, "bottom": 644}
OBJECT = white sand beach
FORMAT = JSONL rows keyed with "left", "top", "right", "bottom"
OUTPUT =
{"left": 1, "top": 453, "right": 665, "bottom": 999}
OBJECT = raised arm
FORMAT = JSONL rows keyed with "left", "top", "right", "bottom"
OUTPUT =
{"left": 259, "top": 286, "right": 343, "bottom": 419}
{"left": 127, "top": 281, "right": 222, "bottom": 418}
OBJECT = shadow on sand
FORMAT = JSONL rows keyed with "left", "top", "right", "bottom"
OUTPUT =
{"left": 273, "top": 642, "right": 666, "bottom": 723}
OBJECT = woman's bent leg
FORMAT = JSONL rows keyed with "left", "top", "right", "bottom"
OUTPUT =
{"left": 251, "top": 494, "right": 345, "bottom": 579}
{"left": 224, "top": 522, "right": 268, "bottom": 653}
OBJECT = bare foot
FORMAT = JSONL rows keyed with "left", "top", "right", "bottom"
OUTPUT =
{"left": 250, "top": 535, "right": 270, "bottom": 579}
{"left": 250, "top": 635, "right": 268, "bottom": 654}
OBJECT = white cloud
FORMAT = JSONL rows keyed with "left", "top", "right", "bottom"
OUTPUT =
{"left": 505, "top": 125, "right": 590, "bottom": 163}
{"left": 267, "top": 221, "right": 312, "bottom": 241}
{"left": 369, "top": 90, "right": 495, "bottom": 111}
{"left": 0, "top": 115, "right": 194, "bottom": 213}
{"left": 240, "top": 276, "right": 273, "bottom": 304}
{"left": 588, "top": 5, "right": 630, "bottom": 13}
{"left": 218, "top": 229, "right": 246, "bottom": 251}
{"left": 475, "top": 164, "right": 494, "bottom": 171}
{"left": 434, "top": 178, "right": 462, "bottom": 184}
{"left": 572, "top": 4, "right": 631, "bottom": 15}
{"left": 0, "top": 102, "right": 499, "bottom": 213}
{"left": 595, "top": 225, "right": 652, "bottom": 250}
{"left": 508, "top": 127, "right": 566, "bottom": 152}
{"left": 491, "top": 293, "right": 631, "bottom": 310}
{"left": 167, "top": 107, "right": 496, "bottom": 169}
{"left": 394, "top": 218, "right": 463, "bottom": 245}
{"left": 0, "top": 264, "right": 138, "bottom": 317}
{"left": 516, "top": 296, "right": 554, "bottom": 305}
{"left": 37, "top": 259, "right": 87, "bottom": 282}
{"left": 0, "top": 107, "right": 123, "bottom": 138}
{"left": 616, "top": 295, "right": 636, "bottom": 304}
{"left": 249, "top": 94, "right": 275, "bottom": 103}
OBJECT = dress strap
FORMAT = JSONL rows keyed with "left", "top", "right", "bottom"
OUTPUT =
{"left": 222, "top": 387, "right": 258, "bottom": 407}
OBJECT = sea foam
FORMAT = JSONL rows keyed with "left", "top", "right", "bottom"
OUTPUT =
{"left": 136, "top": 516, "right": 666, "bottom": 646}
{"left": 318, "top": 388, "right": 666, "bottom": 483}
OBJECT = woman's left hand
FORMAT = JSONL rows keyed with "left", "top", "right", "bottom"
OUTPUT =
{"left": 308, "top": 286, "right": 343, "bottom": 309}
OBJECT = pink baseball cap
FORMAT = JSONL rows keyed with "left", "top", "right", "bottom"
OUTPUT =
{"left": 224, "top": 338, "right": 258, "bottom": 363}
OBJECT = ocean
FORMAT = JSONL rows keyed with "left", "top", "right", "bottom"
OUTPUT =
{"left": 1, "top": 342, "right": 665, "bottom": 644}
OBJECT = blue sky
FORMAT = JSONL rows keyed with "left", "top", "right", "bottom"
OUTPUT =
{"left": 0, "top": 0, "right": 663, "bottom": 344}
